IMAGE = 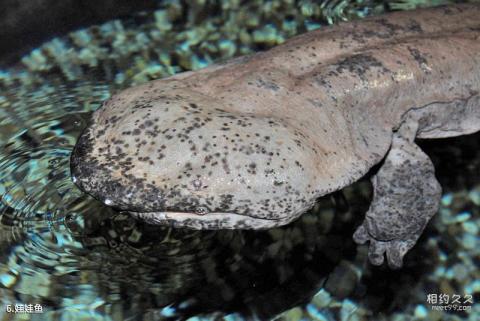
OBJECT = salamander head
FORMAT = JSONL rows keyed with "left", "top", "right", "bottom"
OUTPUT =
{"left": 70, "top": 90, "right": 321, "bottom": 229}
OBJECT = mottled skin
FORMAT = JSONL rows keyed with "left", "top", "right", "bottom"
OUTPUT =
{"left": 71, "top": 4, "right": 480, "bottom": 268}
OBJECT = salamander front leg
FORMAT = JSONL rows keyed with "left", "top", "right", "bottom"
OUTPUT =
{"left": 353, "top": 126, "right": 442, "bottom": 269}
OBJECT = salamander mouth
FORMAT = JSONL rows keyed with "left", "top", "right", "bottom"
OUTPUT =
{"left": 127, "top": 210, "right": 291, "bottom": 230}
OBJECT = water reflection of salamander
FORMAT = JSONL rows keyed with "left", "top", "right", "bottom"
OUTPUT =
{"left": 71, "top": 4, "right": 480, "bottom": 268}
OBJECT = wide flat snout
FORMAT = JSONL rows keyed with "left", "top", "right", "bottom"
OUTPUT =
{"left": 70, "top": 126, "right": 117, "bottom": 205}
{"left": 70, "top": 124, "right": 147, "bottom": 212}
{"left": 70, "top": 126, "right": 96, "bottom": 193}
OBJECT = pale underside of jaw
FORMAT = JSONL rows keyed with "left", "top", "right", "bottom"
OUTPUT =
{"left": 127, "top": 211, "right": 290, "bottom": 230}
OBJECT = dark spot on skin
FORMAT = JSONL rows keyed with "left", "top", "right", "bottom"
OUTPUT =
{"left": 255, "top": 78, "right": 280, "bottom": 91}
{"left": 334, "top": 54, "right": 390, "bottom": 81}
{"left": 375, "top": 18, "right": 402, "bottom": 36}
{"left": 406, "top": 19, "right": 423, "bottom": 33}
{"left": 407, "top": 46, "right": 430, "bottom": 72}
{"left": 442, "top": 6, "right": 456, "bottom": 15}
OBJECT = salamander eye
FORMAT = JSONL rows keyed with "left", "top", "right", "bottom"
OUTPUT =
{"left": 195, "top": 207, "right": 209, "bottom": 215}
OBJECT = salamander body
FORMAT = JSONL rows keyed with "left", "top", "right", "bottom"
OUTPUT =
{"left": 71, "top": 4, "right": 480, "bottom": 268}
